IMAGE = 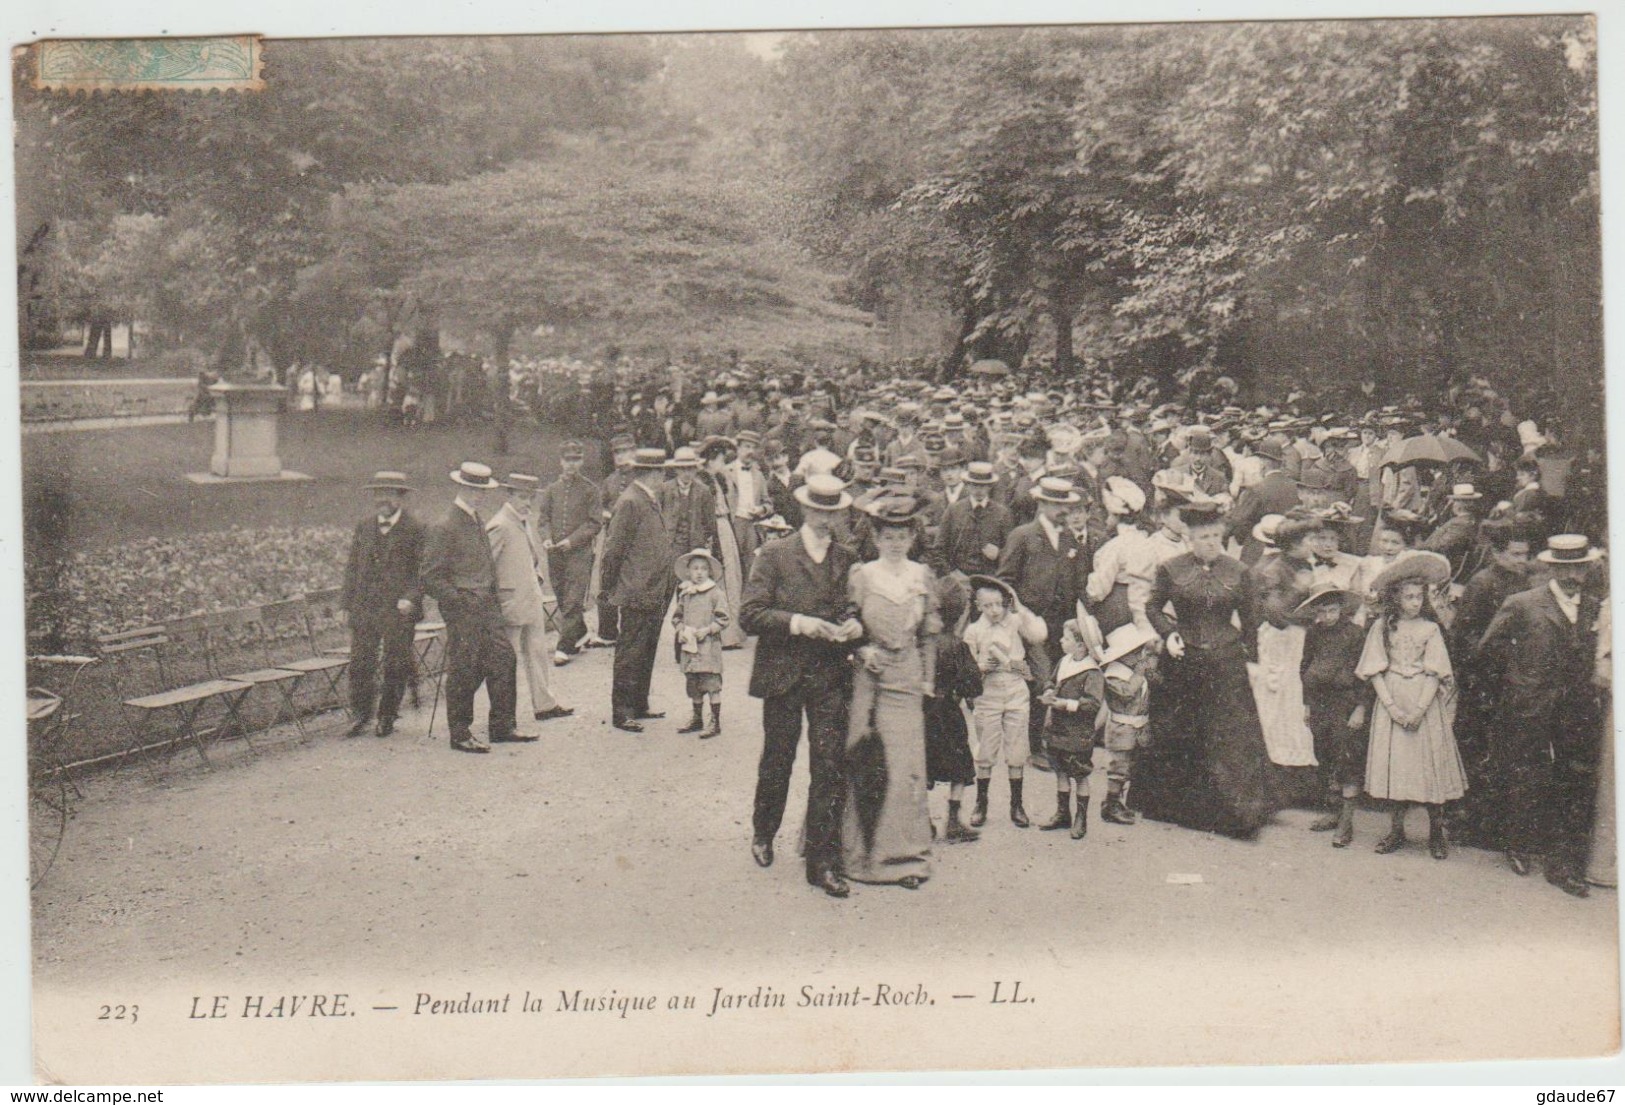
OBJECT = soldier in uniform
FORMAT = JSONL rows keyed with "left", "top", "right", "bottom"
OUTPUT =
{"left": 536, "top": 440, "right": 601, "bottom": 664}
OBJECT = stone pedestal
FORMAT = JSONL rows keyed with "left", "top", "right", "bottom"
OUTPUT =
{"left": 209, "top": 382, "right": 286, "bottom": 478}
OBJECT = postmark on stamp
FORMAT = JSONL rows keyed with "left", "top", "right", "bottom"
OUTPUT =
{"left": 29, "top": 36, "right": 264, "bottom": 93}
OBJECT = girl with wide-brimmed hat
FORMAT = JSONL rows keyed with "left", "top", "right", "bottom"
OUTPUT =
{"left": 1357, "top": 550, "right": 1466, "bottom": 859}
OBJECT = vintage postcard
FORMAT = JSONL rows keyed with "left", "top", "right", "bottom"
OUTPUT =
{"left": 9, "top": 9, "right": 1619, "bottom": 1085}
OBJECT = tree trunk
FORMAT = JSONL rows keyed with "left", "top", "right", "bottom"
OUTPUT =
{"left": 491, "top": 321, "right": 515, "bottom": 458}
{"left": 1051, "top": 296, "right": 1077, "bottom": 379}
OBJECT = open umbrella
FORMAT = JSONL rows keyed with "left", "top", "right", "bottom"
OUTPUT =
{"left": 1381, "top": 433, "right": 1482, "bottom": 468}
{"left": 969, "top": 358, "right": 1011, "bottom": 377}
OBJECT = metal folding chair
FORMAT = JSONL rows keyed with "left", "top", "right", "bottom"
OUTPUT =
{"left": 98, "top": 622, "right": 253, "bottom": 777}
{"left": 204, "top": 606, "right": 311, "bottom": 744}
{"left": 266, "top": 593, "right": 350, "bottom": 720}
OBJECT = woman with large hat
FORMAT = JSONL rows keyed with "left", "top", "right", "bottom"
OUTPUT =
{"left": 841, "top": 493, "right": 943, "bottom": 888}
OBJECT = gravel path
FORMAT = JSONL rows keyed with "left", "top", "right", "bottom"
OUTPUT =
{"left": 30, "top": 639, "right": 1620, "bottom": 1081}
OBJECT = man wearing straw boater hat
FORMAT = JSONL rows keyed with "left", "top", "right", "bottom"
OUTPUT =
{"left": 740, "top": 473, "right": 864, "bottom": 898}
{"left": 1475, "top": 534, "right": 1606, "bottom": 897}
{"left": 343, "top": 471, "right": 426, "bottom": 738}
{"left": 420, "top": 462, "right": 522, "bottom": 753}
{"left": 600, "top": 448, "right": 675, "bottom": 732}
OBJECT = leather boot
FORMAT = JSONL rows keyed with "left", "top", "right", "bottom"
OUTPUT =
{"left": 699, "top": 703, "right": 721, "bottom": 740}
{"left": 1375, "top": 805, "right": 1408, "bottom": 854}
{"left": 1070, "top": 796, "right": 1090, "bottom": 839}
{"left": 1427, "top": 803, "right": 1449, "bottom": 860}
{"left": 677, "top": 701, "right": 705, "bottom": 734}
{"left": 1009, "top": 778, "right": 1030, "bottom": 828}
{"left": 1039, "top": 791, "right": 1071, "bottom": 831}
{"left": 1310, "top": 780, "right": 1341, "bottom": 831}
{"left": 1100, "top": 788, "right": 1137, "bottom": 825}
{"left": 944, "top": 800, "right": 980, "bottom": 843}
{"left": 969, "top": 778, "right": 990, "bottom": 828}
{"left": 1331, "top": 798, "right": 1355, "bottom": 848}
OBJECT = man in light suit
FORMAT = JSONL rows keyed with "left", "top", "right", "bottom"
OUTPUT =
{"left": 599, "top": 448, "right": 673, "bottom": 732}
{"left": 420, "top": 462, "right": 524, "bottom": 753}
{"left": 488, "top": 473, "right": 573, "bottom": 728}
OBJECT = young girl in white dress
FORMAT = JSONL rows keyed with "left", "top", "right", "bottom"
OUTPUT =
{"left": 1358, "top": 552, "right": 1467, "bottom": 859}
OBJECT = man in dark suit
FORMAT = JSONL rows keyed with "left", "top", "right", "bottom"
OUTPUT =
{"left": 536, "top": 440, "right": 601, "bottom": 663}
{"left": 342, "top": 471, "right": 426, "bottom": 738}
{"left": 997, "top": 476, "right": 1091, "bottom": 767}
{"left": 760, "top": 439, "right": 804, "bottom": 531}
{"left": 1226, "top": 434, "right": 1302, "bottom": 564}
{"left": 740, "top": 474, "right": 864, "bottom": 898}
{"left": 658, "top": 446, "right": 718, "bottom": 561}
{"left": 420, "top": 462, "right": 521, "bottom": 753}
{"left": 934, "top": 461, "right": 1013, "bottom": 578}
{"left": 591, "top": 433, "right": 639, "bottom": 647}
{"left": 599, "top": 448, "right": 673, "bottom": 732}
{"left": 1475, "top": 534, "right": 1606, "bottom": 897}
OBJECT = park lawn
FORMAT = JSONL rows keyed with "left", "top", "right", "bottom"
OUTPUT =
{"left": 23, "top": 409, "right": 590, "bottom": 558}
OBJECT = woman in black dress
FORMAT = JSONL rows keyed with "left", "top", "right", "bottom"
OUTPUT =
{"left": 1136, "top": 502, "right": 1280, "bottom": 838}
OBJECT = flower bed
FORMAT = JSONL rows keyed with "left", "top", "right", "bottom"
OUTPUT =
{"left": 27, "top": 524, "right": 350, "bottom": 647}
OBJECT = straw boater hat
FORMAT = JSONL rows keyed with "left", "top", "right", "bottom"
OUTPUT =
{"left": 449, "top": 461, "right": 500, "bottom": 490}
{"left": 964, "top": 461, "right": 998, "bottom": 485}
{"left": 665, "top": 446, "right": 702, "bottom": 469}
{"left": 1030, "top": 476, "right": 1082, "bottom": 504}
{"left": 366, "top": 470, "right": 413, "bottom": 493}
{"left": 674, "top": 547, "right": 723, "bottom": 580}
{"left": 755, "top": 514, "right": 793, "bottom": 534}
{"left": 794, "top": 473, "right": 853, "bottom": 512}
{"left": 1449, "top": 483, "right": 1484, "bottom": 501}
{"left": 1371, "top": 550, "right": 1453, "bottom": 594}
{"left": 700, "top": 391, "right": 721, "bottom": 406}
{"left": 502, "top": 472, "right": 540, "bottom": 492}
{"left": 560, "top": 440, "right": 586, "bottom": 460}
{"left": 1292, "top": 584, "right": 1362, "bottom": 620}
{"left": 1537, "top": 534, "right": 1605, "bottom": 565}
{"left": 1100, "top": 623, "right": 1157, "bottom": 665}
{"left": 630, "top": 448, "right": 668, "bottom": 470}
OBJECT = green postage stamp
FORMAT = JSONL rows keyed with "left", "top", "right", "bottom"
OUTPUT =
{"left": 28, "top": 35, "right": 263, "bottom": 92}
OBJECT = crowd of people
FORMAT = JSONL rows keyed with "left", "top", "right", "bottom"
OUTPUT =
{"left": 338, "top": 361, "right": 1613, "bottom": 903}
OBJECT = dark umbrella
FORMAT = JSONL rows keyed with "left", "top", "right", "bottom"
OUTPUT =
{"left": 1381, "top": 433, "right": 1482, "bottom": 468}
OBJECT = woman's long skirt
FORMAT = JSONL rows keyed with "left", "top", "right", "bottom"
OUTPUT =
{"left": 1134, "top": 642, "right": 1280, "bottom": 838}
{"left": 843, "top": 664, "right": 932, "bottom": 884}
{"left": 715, "top": 513, "right": 748, "bottom": 648}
